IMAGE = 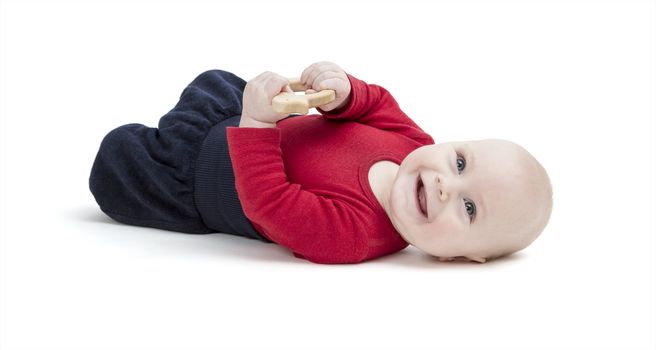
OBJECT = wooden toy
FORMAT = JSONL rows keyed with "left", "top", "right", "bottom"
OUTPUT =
{"left": 272, "top": 78, "right": 336, "bottom": 115}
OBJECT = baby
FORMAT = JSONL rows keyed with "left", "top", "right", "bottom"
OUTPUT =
{"left": 89, "top": 61, "right": 553, "bottom": 264}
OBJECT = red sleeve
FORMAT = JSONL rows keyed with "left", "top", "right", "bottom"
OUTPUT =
{"left": 318, "top": 74, "right": 434, "bottom": 145}
{"left": 226, "top": 127, "right": 370, "bottom": 264}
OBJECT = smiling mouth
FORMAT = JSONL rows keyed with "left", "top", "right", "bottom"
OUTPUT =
{"left": 416, "top": 175, "right": 427, "bottom": 217}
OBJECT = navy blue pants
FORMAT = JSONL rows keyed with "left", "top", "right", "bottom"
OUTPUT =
{"left": 89, "top": 70, "right": 271, "bottom": 242}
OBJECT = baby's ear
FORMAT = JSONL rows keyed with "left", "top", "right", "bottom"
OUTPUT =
{"left": 436, "top": 256, "right": 485, "bottom": 263}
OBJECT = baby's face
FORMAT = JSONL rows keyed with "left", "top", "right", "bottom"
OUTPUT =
{"left": 388, "top": 139, "right": 549, "bottom": 262}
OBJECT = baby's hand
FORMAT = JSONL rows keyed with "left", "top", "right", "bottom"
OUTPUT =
{"left": 300, "top": 61, "right": 351, "bottom": 112}
{"left": 240, "top": 71, "right": 293, "bottom": 128}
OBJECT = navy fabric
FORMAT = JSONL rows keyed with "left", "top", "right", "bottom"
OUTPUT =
{"left": 89, "top": 70, "right": 271, "bottom": 242}
{"left": 194, "top": 115, "right": 271, "bottom": 242}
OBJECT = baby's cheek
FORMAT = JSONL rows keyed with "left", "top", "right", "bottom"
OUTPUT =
{"left": 402, "top": 146, "right": 429, "bottom": 169}
{"left": 419, "top": 225, "right": 443, "bottom": 247}
{"left": 429, "top": 216, "right": 464, "bottom": 240}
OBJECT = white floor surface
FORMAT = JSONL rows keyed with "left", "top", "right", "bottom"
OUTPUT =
{"left": 1, "top": 1, "right": 655, "bottom": 349}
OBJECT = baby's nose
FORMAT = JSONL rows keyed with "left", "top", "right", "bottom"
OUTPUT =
{"left": 436, "top": 175, "right": 449, "bottom": 201}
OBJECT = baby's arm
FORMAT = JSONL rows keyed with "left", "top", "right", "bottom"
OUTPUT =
{"left": 302, "top": 62, "right": 433, "bottom": 145}
{"left": 225, "top": 126, "right": 371, "bottom": 264}
{"left": 228, "top": 69, "right": 374, "bottom": 263}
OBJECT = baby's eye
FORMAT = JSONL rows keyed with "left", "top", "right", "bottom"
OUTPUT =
{"left": 464, "top": 199, "right": 476, "bottom": 222}
{"left": 456, "top": 154, "right": 466, "bottom": 173}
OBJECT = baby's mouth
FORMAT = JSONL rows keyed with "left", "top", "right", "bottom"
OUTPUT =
{"left": 417, "top": 175, "right": 427, "bottom": 217}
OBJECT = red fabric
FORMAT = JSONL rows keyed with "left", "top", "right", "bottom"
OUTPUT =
{"left": 226, "top": 74, "right": 434, "bottom": 264}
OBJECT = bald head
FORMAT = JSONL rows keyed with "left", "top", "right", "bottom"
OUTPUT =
{"left": 475, "top": 139, "right": 553, "bottom": 259}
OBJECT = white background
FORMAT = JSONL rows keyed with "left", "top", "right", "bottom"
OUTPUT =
{"left": 1, "top": 0, "right": 654, "bottom": 349}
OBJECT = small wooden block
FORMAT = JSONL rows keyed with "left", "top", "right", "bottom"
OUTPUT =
{"left": 272, "top": 78, "right": 336, "bottom": 115}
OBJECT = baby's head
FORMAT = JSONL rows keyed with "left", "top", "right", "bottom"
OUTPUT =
{"left": 389, "top": 139, "right": 552, "bottom": 263}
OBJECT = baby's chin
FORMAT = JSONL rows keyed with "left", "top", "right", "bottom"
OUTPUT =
{"left": 399, "top": 229, "right": 445, "bottom": 256}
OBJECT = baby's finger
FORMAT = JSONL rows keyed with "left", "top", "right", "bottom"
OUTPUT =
{"left": 316, "top": 77, "right": 343, "bottom": 93}
{"left": 300, "top": 63, "right": 322, "bottom": 87}
{"left": 312, "top": 71, "right": 342, "bottom": 91}
{"left": 263, "top": 74, "right": 290, "bottom": 98}
{"left": 303, "top": 62, "right": 336, "bottom": 89}
{"left": 253, "top": 71, "right": 277, "bottom": 89}
{"left": 301, "top": 61, "right": 332, "bottom": 81}
{"left": 300, "top": 65, "right": 315, "bottom": 87}
{"left": 301, "top": 65, "right": 320, "bottom": 88}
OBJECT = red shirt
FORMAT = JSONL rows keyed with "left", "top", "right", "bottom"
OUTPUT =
{"left": 226, "top": 74, "right": 434, "bottom": 264}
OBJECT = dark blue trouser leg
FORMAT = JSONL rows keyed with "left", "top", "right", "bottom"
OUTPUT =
{"left": 89, "top": 70, "right": 248, "bottom": 235}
